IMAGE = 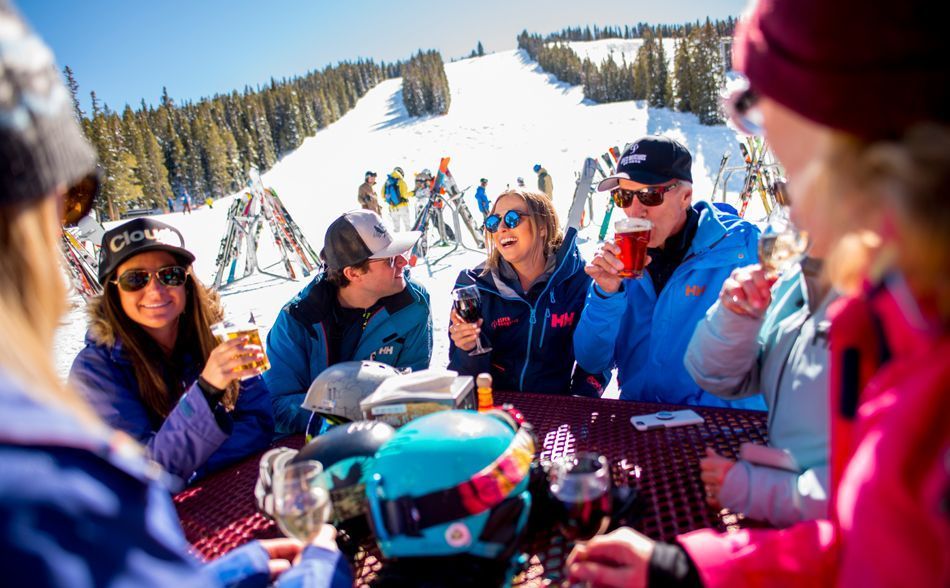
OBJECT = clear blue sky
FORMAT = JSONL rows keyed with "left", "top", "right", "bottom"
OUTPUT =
{"left": 19, "top": 0, "right": 746, "bottom": 114}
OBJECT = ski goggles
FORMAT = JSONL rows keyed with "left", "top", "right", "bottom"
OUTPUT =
{"left": 723, "top": 82, "right": 763, "bottom": 136}
{"left": 114, "top": 265, "right": 187, "bottom": 292}
{"left": 485, "top": 209, "right": 532, "bottom": 233}
{"left": 610, "top": 182, "right": 679, "bottom": 208}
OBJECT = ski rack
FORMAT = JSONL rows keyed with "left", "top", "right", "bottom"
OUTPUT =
{"left": 61, "top": 229, "right": 102, "bottom": 301}
{"left": 428, "top": 188, "right": 484, "bottom": 266}
{"left": 212, "top": 173, "right": 322, "bottom": 290}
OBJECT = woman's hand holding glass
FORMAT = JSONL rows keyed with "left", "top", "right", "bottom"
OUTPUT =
{"left": 719, "top": 264, "right": 776, "bottom": 318}
{"left": 449, "top": 309, "right": 483, "bottom": 353}
{"left": 200, "top": 336, "right": 266, "bottom": 389}
{"left": 566, "top": 527, "right": 656, "bottom": 588}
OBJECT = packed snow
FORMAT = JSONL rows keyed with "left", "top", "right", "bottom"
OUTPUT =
{"left": 55, "top": 48, "right": 768, "bottom": 399}
{"left": 565, "top": 38, "right": 679, "bottom": 68}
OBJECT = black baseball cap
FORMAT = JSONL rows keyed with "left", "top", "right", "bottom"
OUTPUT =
{"left": 98, "top": 218, "right": 195, "bottom": 282}
{"left": 597, "top": 135, "right": 692, "bottom": 191}
{"left": 365, "top": 170, "right": 377, "bottom": 178}
{"left": 321, "top": 210, "right": 420, "bottom": 270}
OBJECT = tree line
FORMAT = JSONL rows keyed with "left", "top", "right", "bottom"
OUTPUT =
{"left": 518, "top": 18, "right": 731, "bottom": 125}
{"left": 67, "top": 60, "right": 400, "bottom": 220}
{"left": 401, "top": 50, "right": 451, "bottom": 117}
{"left": 543, "top": 19, "right": 737, "bottom": 43}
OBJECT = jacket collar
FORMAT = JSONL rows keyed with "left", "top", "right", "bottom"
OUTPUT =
{"left": 289, "top": 271, "right": 420, "bottom": 326}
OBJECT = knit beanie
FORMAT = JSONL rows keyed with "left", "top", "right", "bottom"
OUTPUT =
{"left": 733, "top": 0, "right": 950, "bottom": 140}
{"left": 0, "top": 0, "right": 98, "bottom": 217}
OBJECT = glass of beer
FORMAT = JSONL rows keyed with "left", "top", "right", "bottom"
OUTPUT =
{"left": 211, "top": 318, "right": 271, "bottom": 377}
{"left": 273, "top": 460, "right": 332, "bottom": 543}
{"left": 549, "top": 452, "right": 612, "bottom": 541}
{"left": 614, "top": 217, "right": 652, "bottom": 278}
{"left": 452, "top": 285, "right": 492, "bottom": 356}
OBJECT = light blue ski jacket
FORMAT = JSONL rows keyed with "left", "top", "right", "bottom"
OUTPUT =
{"left": 573, "top": 201, "right": 766, "bottom": 408}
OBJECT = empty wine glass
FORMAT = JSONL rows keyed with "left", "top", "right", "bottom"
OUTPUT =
{"left": 452, "top": 285, "right": 492, "bottom": 356}
{"left": 758, "top": 206, "right": 809, "bottom": 277}
{"left": 273, "top": 460, "right": 331, "bottom": 543}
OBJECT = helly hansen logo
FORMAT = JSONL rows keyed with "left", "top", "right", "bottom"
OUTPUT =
{"left": 685, "top": 285, "right": 706, "bottom": 297}
{"left": 550, "top": 312, "right": 575, "bottom": 328}
{"left": 370, "top": 346, "right": 394, "bottom": 360}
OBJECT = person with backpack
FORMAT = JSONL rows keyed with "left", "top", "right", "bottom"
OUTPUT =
{"left": 383, "top": 167, "right": 412, "bottom": 232}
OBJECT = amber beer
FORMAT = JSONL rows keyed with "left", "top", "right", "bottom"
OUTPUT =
{"left": 210, "top": 320, "right": 271, "bottom": 377}
{"left": 614, "top": 218, "right": 652, "bottom": 278}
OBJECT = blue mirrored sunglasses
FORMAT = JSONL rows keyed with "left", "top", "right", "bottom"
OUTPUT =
{"left": 485, "top": 209, "right": 532, "bottom": 233}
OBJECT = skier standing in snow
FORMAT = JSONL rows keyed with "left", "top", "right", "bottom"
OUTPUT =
{"left": 166, "top": 195, "right": 175, "bottom": 213}
{"left": 474, "top": 177, "right": 490, "bottom": 223}
{"left": 182, "top": 190, "right": 192, "bottom": 214}
{"left": 357, "top": 170, "right": 381, "bottom": 214}
{"left": 534, "top": 164, "right": 553, "bottom": 199}
{"left": 264, "top": 210, "right": 432, "bottom": 435}
{"left": 383, "top": 167, "right": 412, "bottom": 231}
{"left": 0, "top": 4, "right": 350, "bottom": 585}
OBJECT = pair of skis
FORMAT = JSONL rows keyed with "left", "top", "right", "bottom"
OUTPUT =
{"left": 597, "top": 146, "right": 622, "bottom": 241}
{"left": 61, "top": 230, "right": 101, "bottom": 301}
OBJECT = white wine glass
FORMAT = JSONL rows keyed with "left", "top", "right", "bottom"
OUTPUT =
{"left": 273, "top": 460, "right": 331, "bottom": 543}
{"left": 758, "top": 208, "right": 809, "bottom": 277}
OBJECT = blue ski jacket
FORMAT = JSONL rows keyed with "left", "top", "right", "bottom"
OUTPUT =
{"left": 475, "top": 186, "right": 490, "bottom": 215}
{"left": 573, "top": 201, "right": 766, "bottom": 408}
{"left": 0, "top": 368, "right": 351, "bottom": 588}
{"left": 448, "top": 228, "right": 607, "bottom": 397}
{"left": 69, "top": 316, "right": 274, "bottom": 491}
{"left": 264, "top": 272, "right": 432, "bottom": 434}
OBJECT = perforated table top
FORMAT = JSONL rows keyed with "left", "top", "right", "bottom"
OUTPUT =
{"left": 174, "top": 391, "right": 768, "bottom": 585}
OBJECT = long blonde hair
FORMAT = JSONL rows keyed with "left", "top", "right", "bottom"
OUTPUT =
{"left": 0, "top": 195, "right": 100, "bottom": 425}
{"left": 804, "top": 124, "right": 950, "bottom": 327}
{"left": 483, "top": 189, "right": 564, "bottom": 275}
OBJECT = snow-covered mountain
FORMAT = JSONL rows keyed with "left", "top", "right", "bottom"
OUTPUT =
{"left": 56, "top": 44, "right": 766, "bottom": 398}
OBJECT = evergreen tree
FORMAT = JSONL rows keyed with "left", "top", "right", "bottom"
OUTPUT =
{"left": 63, "top": 66, "right": 84, "bottom": 123}
{"left": 477, "top": 41, "right": 485, "bottom": 57}
{"left": 673, "top": 35, "right": 694, "bottom": 112}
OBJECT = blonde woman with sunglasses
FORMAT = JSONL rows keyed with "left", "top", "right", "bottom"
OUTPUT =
{"left": 69, "top": 218, "right": 274, "bottom": 490}
{"left": 448, "top": 190, "right": 606, "bottom": 397}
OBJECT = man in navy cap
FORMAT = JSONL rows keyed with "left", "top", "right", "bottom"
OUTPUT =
{"left": 573, "top": 135, "right": 764, "bottom": 408}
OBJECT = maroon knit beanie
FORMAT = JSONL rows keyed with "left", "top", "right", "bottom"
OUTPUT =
{"left": 733, "top": 0, "right": 950, "bottom": 140}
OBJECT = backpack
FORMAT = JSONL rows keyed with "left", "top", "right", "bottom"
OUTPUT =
{"left": 384, "top": 175, "right": 402, "bottom": 206}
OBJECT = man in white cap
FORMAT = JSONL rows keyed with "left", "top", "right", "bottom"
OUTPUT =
{"left": 264, "top": 210, "right": 432, "bottom": 434}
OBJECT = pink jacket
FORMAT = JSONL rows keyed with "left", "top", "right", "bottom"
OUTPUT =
{"left": 679, "top": 280, "right": 950, "bottom": 587}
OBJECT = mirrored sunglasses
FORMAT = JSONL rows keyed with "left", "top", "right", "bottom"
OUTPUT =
{"left": 368, "top": 253, "right": 407, "bottom": 268}
{"left": 723, "top": 83, "right": 763, "bottom": 136}
{"left": 610, "top": 182, "right": 679, "bottom": 208}
{"left": 485, "top": 209, "right": 532, "bottom": 233}
{"left": 114, "top": 265, "right": 187, "bottom": 292}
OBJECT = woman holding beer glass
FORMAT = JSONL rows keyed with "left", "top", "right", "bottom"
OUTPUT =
{"left": 566, "top": 0, "right": 950, "bottom": 584}
{"left": 448, "top": 190, "right": 605, "bottom": 396}
{"left": 70, "top": 217, "right": 274, "bottom": 488}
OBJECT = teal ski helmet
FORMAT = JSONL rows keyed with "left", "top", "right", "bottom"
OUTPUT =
{"left": 366, "top": 409, "right": 536, "bottom": 564}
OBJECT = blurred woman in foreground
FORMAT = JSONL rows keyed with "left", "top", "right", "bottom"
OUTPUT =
{"left": 0, "top": 3, "right": 348, "bottom": 586}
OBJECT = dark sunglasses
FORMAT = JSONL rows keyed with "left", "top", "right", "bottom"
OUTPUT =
{"left": 723, "top": 83, "right": 763, "bottom": 136}
{"left": 610, "top": 182, "right": 680, "bottom": 208}
{"left": 484, "top": 209, "right": 532, "bottom": 233}
{"left": 114, "top": 265, "right": 187, "bottom": 292}
{"left": 368, "top": 253, "right": 407, "bottom": 268}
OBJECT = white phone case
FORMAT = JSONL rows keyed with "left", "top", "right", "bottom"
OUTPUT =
{"left": 630, "top": 409, "right": 705, "bottom": 431}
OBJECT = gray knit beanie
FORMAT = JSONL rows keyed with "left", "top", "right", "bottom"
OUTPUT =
{"left": 0, "top": 0, "right": 98, "bottom": 219}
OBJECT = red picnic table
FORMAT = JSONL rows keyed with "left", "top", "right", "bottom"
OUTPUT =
{"left": 175, "top": 391, "right": 768, "bottom": 585}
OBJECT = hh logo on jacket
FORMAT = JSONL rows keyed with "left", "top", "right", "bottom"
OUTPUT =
{"left": 685, "top": 285, "right": 706, "bottom": 297}
{"left": 370, "top": 346, "right": 394, "bottom": 360}
{"left": 550, "top": 312, "right": 575, "bottom": 328}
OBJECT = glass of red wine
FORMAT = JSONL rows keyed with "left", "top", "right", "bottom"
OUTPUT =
{"left": 549, "top": 452, "right": 612, "bottom": 542}
{"left": 452, "top": 285, "right": 492, "bottom": 356}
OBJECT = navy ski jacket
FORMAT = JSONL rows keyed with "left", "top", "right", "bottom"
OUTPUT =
{"left": 448, "top": 228, "right": 607, "bottom": 397}
{"left": 264, "top": 272, "right": 432, "bottom": 434}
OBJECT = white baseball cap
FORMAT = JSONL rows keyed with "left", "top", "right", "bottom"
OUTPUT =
{"left": 321, "top": 210, "right": 421, "bottom": 270}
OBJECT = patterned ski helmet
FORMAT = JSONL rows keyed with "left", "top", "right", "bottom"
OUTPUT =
{"left": 301, "top": 361, "right": 400, "bottom": 437}
{"left": 366, "top": 409, "right": 536, "bottom": 564}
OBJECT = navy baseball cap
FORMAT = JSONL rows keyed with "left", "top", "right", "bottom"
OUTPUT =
{"left": 597, "top": 136, "right": 692, "bottom": 191}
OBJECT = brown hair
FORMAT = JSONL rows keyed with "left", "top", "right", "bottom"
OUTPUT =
{"left": 0, "top": 196, "right": 100, "bottom": 425}
{"left": 325, "top": 259, "right": 372, "bottom": 288}
{"left": 482, "top": 189, "right": 563, "bottom": 275}
{"left": 96, "top": 264, "right": 238, "bottom": 420}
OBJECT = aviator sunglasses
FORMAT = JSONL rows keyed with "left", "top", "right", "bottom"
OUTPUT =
{"left": 113, "top": 265, "right": 188, "bottom": 292}
{"left": 484, "top": 209, "right": 532, "bottom": 233}
{"left": 610, "top": 182, "right": 680, "bottom": 208}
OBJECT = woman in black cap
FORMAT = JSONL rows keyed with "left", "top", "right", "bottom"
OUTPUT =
{"left": 69, "top": 217, "right": 274, "bottom": 489}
